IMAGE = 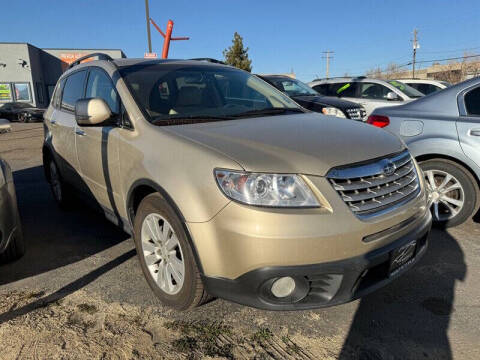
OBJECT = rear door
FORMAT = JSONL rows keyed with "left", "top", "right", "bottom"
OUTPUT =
{"left": 55, "top": 70, "right": 87, "bottom": 185}
{"left": 457, "top": 85, "right": 480, "bottom": 168}
{"left": 75, "top": 67, "right": 122, "bottom": 214}
{"left": 357, "top": 82, "right": 401, "bottom": 115}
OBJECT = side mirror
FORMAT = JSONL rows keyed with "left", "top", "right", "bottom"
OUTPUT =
{"left": 386, "top": 91, "right": 400, "bottom": 101}
{"left": 75, "top": 98, "right": 112, "bottom": 126}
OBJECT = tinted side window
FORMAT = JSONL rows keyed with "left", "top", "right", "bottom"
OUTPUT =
{"left": 465, "top": 87, "right": 480, "bottom": 116}
{"left": 312, "top": 84, "right": 328, "bottom": 95}
{"left": 419, "top": 84, "right": 441, "bottom": 95}
{"left": 52, "top": 78, "right": 65, "bottom": 109}
{"left": 330, "top": 82, "right": 357, "bottom": 97}
{"left": 85, "top": 69, "right": 119, "bottom": 113}
{"left": 359, "top": 83, "right": 391, "bottom": 100}
{"left": 61, "top": 71, "right": 87, "bottom": 112}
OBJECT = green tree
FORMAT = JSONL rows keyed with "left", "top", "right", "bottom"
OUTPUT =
{"left": 223, "top": 32, "right": 252, "bottom": 72}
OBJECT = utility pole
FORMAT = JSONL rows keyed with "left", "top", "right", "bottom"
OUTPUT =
{"left": 322, "top": 51, "right": 334, "bottom": 79}
{"left": 145, "top": 0, "right": 152, "bottom": 53}
{"left": 412, "top": 29, "right": 419, "bottom": 78}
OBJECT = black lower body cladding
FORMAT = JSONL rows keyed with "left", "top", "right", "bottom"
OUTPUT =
{"left": 202, "top": 211, "right": 432, "bottom": 311}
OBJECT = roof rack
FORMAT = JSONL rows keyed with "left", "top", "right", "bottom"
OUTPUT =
{"left": 311, "top": 75, "right": 367, "bottom": 82}
{"left": 68, "top": 53, "right": 114, "bottom": 69}
{"left": 189, "top": 58, "right": 226, "bottom": 65}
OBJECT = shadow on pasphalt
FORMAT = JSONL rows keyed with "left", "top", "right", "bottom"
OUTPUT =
{"left": 0, "top": 165, "right": 130, "bottom": 285}
{"left": 338, "top": 228, "right": 466, "bottom": 360}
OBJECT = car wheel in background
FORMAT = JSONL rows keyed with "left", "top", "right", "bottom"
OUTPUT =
{"left": 133, "top": 193, "right": 209, "bottom": 310}
{"left": 48, "top": 159, "right": 73, "bottom": 209}
{"left": 420, "top": 159, "right": 478, "bottom": 228}
{"left": 0, "top": 226, "right": 25, "bottom": 264}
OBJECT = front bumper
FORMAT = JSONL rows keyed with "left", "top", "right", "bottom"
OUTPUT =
{"left": 202, "top": 210, "right": 431, "bottom": 310}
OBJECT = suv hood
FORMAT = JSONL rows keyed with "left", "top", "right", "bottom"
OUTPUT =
{"left": 166, "top": 113, "right": 404, "bottom": 176}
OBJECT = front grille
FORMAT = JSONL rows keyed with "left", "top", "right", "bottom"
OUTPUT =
{"left": 327, "top": 150, "right": 420, "bottom": 218}
{"left": 345, "top": 107, "right": 367, "bottom": 121}
{"left": 305, "top": 274, "right": 343, "bottom": 302}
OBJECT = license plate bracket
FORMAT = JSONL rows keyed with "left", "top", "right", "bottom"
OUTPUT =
{"left": 389, "top": 240, "right": 417, "bottom": 276}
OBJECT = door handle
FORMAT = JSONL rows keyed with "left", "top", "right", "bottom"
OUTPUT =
{"left": 50, "top": 119, "right": 57, "bottom": 126}
{"left": 75, "top": 129, "right": 86, "bottom": 136}
{"left": 470, "top": 129, "right": 480, "bottom": 136}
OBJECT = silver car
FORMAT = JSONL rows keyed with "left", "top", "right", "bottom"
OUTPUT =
{"left": 308, "top": 77, "right": 424, "bottom": 116}
{"left": 0, "top": 158, "right": 24, "bottom": 262}
{"left": 368, "top": 77, "right": 480, "bottom": 227}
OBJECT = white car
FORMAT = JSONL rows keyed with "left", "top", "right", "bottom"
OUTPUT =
{"left": 308, "top": 77, "right": 424, "bottom": 116}
{"left": 395, "top": 79, "right": 451, "bottom": 95}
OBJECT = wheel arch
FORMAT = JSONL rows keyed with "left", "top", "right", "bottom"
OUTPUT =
{"left": 42, "top": 144, "right": 53, "bottom": 182}
{"left": 415, "top": 153, "right": 480, "bottom": 189}
{"left": 126, "top": 179, "right": 205, "bottom": 274}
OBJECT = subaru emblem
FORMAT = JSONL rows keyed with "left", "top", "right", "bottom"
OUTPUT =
{"left": 383, "top": 161, "right": 396, "bottom": 176}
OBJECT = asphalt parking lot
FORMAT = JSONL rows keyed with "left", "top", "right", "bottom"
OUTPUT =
{"left": 0, "top": 123, "right": 479, "bottom": 359}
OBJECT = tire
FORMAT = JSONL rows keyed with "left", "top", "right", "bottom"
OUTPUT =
{"left": 0, "top": 226, "right": 25, "bottom": 264}
{"left": 47, "top": 159, "right": 73, "bottom": 209}
{"left": 420, "top": 159, "right": 478, "bottom": 228}
{"left": 133, "top": 193, "right": 208, "bottom": 310}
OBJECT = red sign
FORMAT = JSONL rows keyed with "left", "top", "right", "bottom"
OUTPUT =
{"left": 144, "top": 52, "right": 158, "bottom": 59}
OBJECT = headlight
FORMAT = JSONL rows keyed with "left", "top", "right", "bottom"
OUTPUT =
{"left": 321, "top": 107, "right": 346, "bottom": 118}
{"left": 215, "top": 170, "right": 320, "bottom": 207}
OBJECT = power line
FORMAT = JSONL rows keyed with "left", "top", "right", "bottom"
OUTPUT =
{"left": 421, "top": 46, "right": 480, "bottom": 54}
{"left": 414, "top": 54, "right": 480, "bottom": 64}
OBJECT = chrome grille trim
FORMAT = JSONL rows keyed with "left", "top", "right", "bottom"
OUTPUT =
{"left": 345, "top": 107, "right": 367, "bottom": 121}
{"left": 327, "top": 150, "right": 420, "bottom": 218}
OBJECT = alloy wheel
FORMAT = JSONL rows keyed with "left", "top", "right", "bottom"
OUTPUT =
{"left": 424, "top": 169, "right": 465, "bottom": 221}
{"left": 141, "top": 213, "right": 185, "bottom": 295}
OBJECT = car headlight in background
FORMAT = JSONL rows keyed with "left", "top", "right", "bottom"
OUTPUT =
{"left": 321, "top": 107, "right": 346, "bottom": 118}
{"left": 215, "top": 170, "right": 320, "bottom": 207}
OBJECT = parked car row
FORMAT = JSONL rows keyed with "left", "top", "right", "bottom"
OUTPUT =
{"left": 256, "top": 75, "right": 366, "bottom": 121}
{"left": 308, "top": 76, "right": 425, "bottom": 116}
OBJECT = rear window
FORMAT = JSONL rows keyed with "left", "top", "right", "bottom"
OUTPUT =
{"left": 331, "top": 82, "right": 357, "bottom": 97}
{"left": 388, "top": 80, "right": 424, "bottom": 98}
{"left": 61, "top": 70, "right": 87, "bottom": 112}
{"left": 465, "top": 86, "right": 480, "bottom": 116}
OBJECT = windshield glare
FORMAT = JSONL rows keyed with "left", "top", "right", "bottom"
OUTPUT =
{"left": 268, "top": 77, "right": 318, "bottom": 97}
{"left": 388, "top": 80, "right": 424, "bottom": 98}
{"left": 119, "top": 65, "right": 301, "bottom": 124}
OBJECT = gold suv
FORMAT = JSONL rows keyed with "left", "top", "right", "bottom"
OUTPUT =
{"left": 43, "top": 55, "right": 432, "bottom": 310}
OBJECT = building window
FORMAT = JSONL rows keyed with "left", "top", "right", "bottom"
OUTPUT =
{"left": 13, "top": 83, "right": 32, "bottom": 102}
{"left": 0, "top": 83, "right": 12, "bottom": 101}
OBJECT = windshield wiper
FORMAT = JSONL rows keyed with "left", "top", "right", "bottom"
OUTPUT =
{"left": 230, "top": 107, "right": 305, "bottom": 118}
{"left": 152, "top": 115, "right": 234, "bottom": 126}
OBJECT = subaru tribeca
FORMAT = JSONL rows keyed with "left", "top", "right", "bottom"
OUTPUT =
{"left": 43, "top": 55, "right": 431, "bottom": 310}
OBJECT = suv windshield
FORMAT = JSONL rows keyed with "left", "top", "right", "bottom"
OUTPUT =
{"left": 388, "top": 80, "right": 424, "bottom": 98}
{"left": 265, "top": 77, "right": 318, "bottom": 97}
{"left": 119, "top": 64, "right": 303, "bottom": 124}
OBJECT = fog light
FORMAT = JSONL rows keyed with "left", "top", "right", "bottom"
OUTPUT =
{"left": 271, "top": 277, "right": 296, "bottom": 298}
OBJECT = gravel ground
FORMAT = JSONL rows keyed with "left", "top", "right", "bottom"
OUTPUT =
{"left": 0, "top": 123, "right": 479, "bottom": 359}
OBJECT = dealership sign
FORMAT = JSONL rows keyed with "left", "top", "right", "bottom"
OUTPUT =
{"left": 144, "top": 52, "right": 158, "bottom": 59}
{"left": 0, "top": 84, "right": 12, "bottom": 100}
